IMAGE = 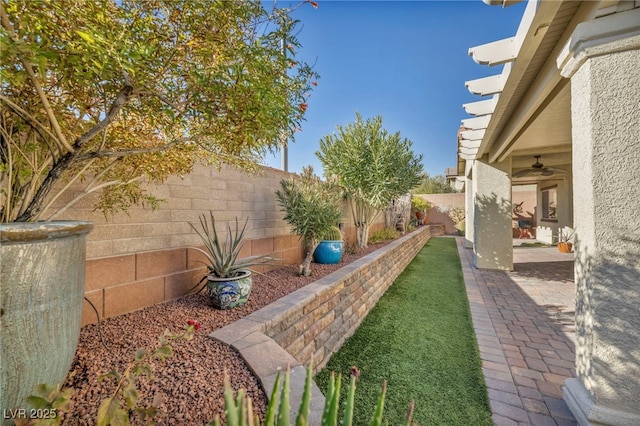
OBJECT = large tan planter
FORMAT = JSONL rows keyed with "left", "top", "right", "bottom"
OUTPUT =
{"left": 0, "top": 221, "right": 93, "bottom": 420}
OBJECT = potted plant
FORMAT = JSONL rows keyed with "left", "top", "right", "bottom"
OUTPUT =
{"left": 411, "top": 196, "right": 430, "bottom": 225}
{"left": 276, "top": 166, "right": 343, "bottom": 276}
{"left": 189, "top": 213, "right": 274, "bottom": 310}
{"left": 556, "top": 228, "right": 575, "bottom": 253}
{"left": 313, "top": 225, "right": 344, "bottom": 264}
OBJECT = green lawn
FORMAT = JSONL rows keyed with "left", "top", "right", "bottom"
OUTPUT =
{"left": 315, "top": 237, "right": 492, "bottom": 425}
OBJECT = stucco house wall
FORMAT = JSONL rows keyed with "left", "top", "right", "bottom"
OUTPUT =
{"left": 535, "top": 177, "right": 573, "bottom": 244}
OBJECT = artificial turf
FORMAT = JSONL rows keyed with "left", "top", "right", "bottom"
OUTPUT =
{"left": 314, "top": 237, "right": 492, "bottom": 425}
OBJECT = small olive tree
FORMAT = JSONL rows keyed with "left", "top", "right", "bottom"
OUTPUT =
{"left": 316, "top": 113, "right": 423, "bottom": 247}
{"left": 276, "top": 166, "right": 342, "bottom": 276}
{"left": 0, "top": 0, "right": 317, "bottom": 222}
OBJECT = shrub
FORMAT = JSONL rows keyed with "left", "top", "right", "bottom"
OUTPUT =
{"left": 368, "top": 228, "right": 400, "bottom": 245}
{"left": 1, "top": 1, "right": 317, "bottom": 223}
{"left": 448, "top": 207, "right": 465, "bottom": 225}
{"left": 316, "top": 113, "right": 423, "bottom": 248}
{"left": 411, "top": 196, "right": 430, "bottom": 212}
{"left": 276, "top": 166, "right": 342, "bottom": 276}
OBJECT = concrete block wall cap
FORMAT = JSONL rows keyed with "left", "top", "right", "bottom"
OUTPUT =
{"left": 295, "top": 282, "right": 331, "bottom": 298}
{"left": 232, "top": 331, "right": 274, "bottom": 351}
{"left": 247, "top": 299, "right": 295, "bottom": 324}
{"left": 318, "top": 262, "right": 365, "bottom": 282}
{"left": 237, "top": 338, "right": 301, "bottom": 379}
{"left": 210, "top": 318, "right": 265, "bottom": 345}
{"left": 274, "top": 287, "right": 318, "bottom": 306}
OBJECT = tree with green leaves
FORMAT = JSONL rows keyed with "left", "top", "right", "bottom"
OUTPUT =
{"left": 413, "top": 173, "right": 456, "bottom": 194}
{"left": 276, "top": 166, "right": 342, "bottom": 276}
{"left": 0, "top": 0, "right": 317, "bottom": 222}
{"left": 316, "top": 113, "right": 423, "bottom": 248}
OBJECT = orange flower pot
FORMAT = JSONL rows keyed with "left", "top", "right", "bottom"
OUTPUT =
{"left": 558, "top": 242, "right": 573, "bottom": 253}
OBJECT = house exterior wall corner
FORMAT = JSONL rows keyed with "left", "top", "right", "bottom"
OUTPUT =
{"left": 557, "top": 7, "right": 640, "bottom": 79}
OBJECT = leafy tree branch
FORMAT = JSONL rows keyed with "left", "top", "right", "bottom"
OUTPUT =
{"left": 1, "top": 0, "right": 317, "bottom": 222}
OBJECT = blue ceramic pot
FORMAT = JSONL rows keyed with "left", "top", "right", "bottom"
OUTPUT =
{"left": 313, "top": 240, "right": 344, "bottom": 264}
{"left": 206, "top": 270, "right": 253, "bottom": 309}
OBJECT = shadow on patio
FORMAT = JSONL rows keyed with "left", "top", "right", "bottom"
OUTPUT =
{"left": 456, "top": 239, "right": 578, "bottom": 425}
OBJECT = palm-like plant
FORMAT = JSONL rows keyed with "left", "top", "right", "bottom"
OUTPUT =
{"left": 276, "top": 166, "right": 342, "bottom": 276}
{"left": 189, "top": 213, "right": 272, "bottom": 279}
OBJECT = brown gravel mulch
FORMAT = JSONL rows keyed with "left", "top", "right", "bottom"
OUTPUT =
{"left": 63, "top": 241, "right": 391, "bottom": 425}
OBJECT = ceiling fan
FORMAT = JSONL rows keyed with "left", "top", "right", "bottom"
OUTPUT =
{"left": 513, "top": 155, "right": 568, "bottom": 178}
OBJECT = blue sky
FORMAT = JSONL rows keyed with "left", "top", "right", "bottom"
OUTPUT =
{"left": 262, "top": 0, "right": 526, "bottom": 176}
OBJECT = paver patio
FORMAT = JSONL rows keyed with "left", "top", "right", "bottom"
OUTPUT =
{"left": 456, "top": 237, "right": 578, "bottom": 425}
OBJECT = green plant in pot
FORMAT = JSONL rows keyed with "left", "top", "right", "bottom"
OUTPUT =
{"left": 556, "top": 228, "right": 575, "bottom": 253}
{"left": 313, "top": 225, "right": 344, "bottom": 264}
{"left": 1, "top": 0, "right": 315, "bottom": 413}
{"left": 189, "top": 213, "right": 274, "bottom": 310}
{"left": 411, "top": 196, "right": 430, "bottom": 225}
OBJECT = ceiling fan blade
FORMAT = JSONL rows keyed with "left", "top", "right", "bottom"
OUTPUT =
{"left": 541, "top": 169, "right": 555, "bottom": 176}
{"left": 513, "top": 169, "right": 532, "bottom": 178}
{"left": 546, "top": 167, "right": 568, "bottom": 174}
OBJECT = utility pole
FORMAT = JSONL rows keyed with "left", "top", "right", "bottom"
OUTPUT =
{"left": 280, "top": 12, "right": 289, "bottom": 172}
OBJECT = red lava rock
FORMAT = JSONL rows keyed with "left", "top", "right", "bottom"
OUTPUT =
{"left": 62, "top": 242, "right": 390, "bottom": 425}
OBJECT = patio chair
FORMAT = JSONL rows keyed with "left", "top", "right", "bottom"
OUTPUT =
{"left": 517, "top": 220, "right": 533, "bottom": 239}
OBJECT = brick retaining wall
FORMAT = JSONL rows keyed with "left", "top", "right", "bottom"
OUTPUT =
{"left": 212, "top": 226, "right": 431, "bottom": 423}
{"left": 265, "top": 225, "right": 431, "bottom": 369}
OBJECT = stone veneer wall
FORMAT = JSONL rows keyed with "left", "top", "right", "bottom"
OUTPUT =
{"left": 212, "top": 226, "right": 432, "bottom": 422}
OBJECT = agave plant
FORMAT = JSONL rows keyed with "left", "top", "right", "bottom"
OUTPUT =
{"left": 189, "top": 212, "right": 272, "bottom": 279}
{"left": 213, "top": 363, "right": 416, "bottom": 426}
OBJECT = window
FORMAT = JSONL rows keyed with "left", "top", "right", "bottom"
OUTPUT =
{"left": 541, "top": 186, "right": 557, "bottom": 221}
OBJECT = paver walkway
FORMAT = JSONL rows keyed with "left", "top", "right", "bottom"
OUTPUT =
{"left": 455, "top": 238, "right": 578, "bottom": 425}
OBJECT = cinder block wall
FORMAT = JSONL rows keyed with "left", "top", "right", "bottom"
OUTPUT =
{"left": 53, "top": 164, "right": 301, "bottom": 259}
{"left": 416, "top": 193, "right": 465, "bottom": 234}
{"left": 262, "top": 226, "right": 431, "bottom": 371}
{"left": 50, "top": 164, "right": 385, "bottom": 325}
{"left": 49, "top": 164, "right": 306, "bottom": 325}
